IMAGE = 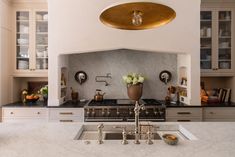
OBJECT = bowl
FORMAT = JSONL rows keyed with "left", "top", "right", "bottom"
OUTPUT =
{"left": 162, "top": 134, "right": 178, "bottom": 145}
{"left": 26, "top": 97, "right": 39, "bottom": 103}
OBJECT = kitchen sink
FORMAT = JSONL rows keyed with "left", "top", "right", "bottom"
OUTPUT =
{"left": 74, "top": 124, "right": 197, "bottom": 141}
{"left": 104, "top": 132, "right": 161, "bottom": 140}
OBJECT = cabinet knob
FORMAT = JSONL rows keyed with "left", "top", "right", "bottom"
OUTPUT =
{"left": 10, "top": 112, "right": 14, "bottom": 114}
{"left": 37, "top": 112, "right": 40, "bottom": 114}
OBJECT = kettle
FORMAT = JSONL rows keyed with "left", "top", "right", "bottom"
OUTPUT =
{"left": 94, "top": 89, "right": 105, "bottom": 102}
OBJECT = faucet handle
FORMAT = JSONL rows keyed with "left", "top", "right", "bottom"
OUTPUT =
{"left": 146, "top": 126, "right": 153, "bottom": 145}
{"left": 97, "top": 123, "right": 104, "bottom": 129}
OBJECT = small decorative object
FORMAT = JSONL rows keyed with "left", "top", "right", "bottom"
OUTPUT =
{"left": 94, "top": 89, "right": 105, "bottom": 102}
{"left": 75, "top": 71, "right": 87, "bottom": 85}
{"left": 39, "top": 85, "right": 48, "bottom": 104}
{"left": 70, "top": 87, "right": 79, "bottom": 102}
{"left": 162, "top": 134, "right": 178, "bottom": 145}
{"left": 61, "top": 73, "right": 66, "bottom": 86}
{"left": 123, "top": 73, "right": 145, "bottom": 101}
{"left": 159, "top": 70, "right": 172, "bottom": 85}
{"left": 21, "top": 89, "right": 28, "bottom": 103}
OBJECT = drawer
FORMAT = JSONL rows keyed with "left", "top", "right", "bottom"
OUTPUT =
{"left": 48, "top": 108, "right": 84, "bottom": 122}
{"left": 3, "top": 108, "right": 47, "bottom": 118}
{"left": 49, "top": 108, "right": 83, "bottom": 117}
{"left": 49, "top": 117, "right": 83, "bottom": 122}
{"left": 166, "top": 117, "right": 202, "bottom": 122}
{"left": 166, "top": 108, "right": 202, "bottom": 118}
{"left": 204, "top": 107, "right": 235, "bottom": 119}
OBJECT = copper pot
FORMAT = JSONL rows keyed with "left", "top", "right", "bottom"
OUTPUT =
{"left": 127, "top": 83, "right": 143, "bottom": 101}
{"left": 94, "top": 89, "right": 105, "bottom": 102}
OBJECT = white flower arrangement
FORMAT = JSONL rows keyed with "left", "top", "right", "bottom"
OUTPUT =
{"left": 122, "top": 73, "right": 145, "bottom": 85}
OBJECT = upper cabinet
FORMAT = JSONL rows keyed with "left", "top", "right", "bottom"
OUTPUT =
{"left": 200, "top": 7, "right": 234, "bottom": 76}
{"left": 14, "top": 6, "right": 48, "bottom": 77}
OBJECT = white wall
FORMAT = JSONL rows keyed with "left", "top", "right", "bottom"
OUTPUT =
{"left": 48, "top": 0, "right": 201, "bottom": 105}
{"left": 0, "top": 0, "right": 12, "bottom": 106}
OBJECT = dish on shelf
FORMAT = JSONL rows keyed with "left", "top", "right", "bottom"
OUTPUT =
{"left": 18, "top": 16, "right": 28, "bottom": 20}
{"left": 17, "top": 39, "right": 29, "bottom": 45}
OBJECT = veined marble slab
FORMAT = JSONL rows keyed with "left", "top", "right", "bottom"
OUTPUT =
{"left": 0, "top": 122, "right": 235, "bottom": 157}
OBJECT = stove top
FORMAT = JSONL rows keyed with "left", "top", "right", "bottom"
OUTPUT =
{"left": 87, "top": 99, "right": 164, "bottom": 107}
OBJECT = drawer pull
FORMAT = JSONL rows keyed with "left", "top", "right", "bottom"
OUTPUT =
{"left": 60, "top": 120, "right": 73, "bottom": 122}
{"left": 10, "top": 112, "right": 14, "bottom": 114}
{"left": 59, "top": 112, "right": 73, "bottom": 115}
{"left": 177, "top": 120, "right": 191, "bottom": 122}
{"left": 37, "top": 112, "right": 40, "bottom": 114}
{"left": 177, "top": 112, "right": 191, "bottom": 115}
{"left": 209, "top": 112, "right": 214, "bottom": 114}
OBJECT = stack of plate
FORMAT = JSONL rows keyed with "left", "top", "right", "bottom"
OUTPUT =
{"left": 18, "top": 60, "right": 29, "bottom": 69}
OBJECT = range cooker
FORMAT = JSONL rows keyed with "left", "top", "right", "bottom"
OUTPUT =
{"left": 84, "top": 99, "right": 166, "bottom": 122}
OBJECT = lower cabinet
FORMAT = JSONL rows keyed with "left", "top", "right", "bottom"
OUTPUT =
{"left": 203, "top": 107, "right": 235, "bottom": 122}
{"left": 48, "top": 108, "right": 84, "bottom": 122}
{"left": 2, "top": 107, "right": 48, "bottom": 122}
{"left": 166, "top": 108, "right": 203, "bottom": 122}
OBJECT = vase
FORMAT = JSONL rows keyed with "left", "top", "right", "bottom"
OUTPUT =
{"left": 43, "top": 95, "right": 48, "bottom": 105}
{"left": 127, "top": 83, "right": 143, "bottom": 101}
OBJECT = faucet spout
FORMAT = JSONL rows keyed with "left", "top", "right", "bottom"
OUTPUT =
{"left": 134, "top": 101, "right": 145, "bottom": 144}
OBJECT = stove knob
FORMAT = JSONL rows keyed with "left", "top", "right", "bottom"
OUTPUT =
{"left": 107, "top": 109, "right": 111, "bottom": 116}
{"left": 86, "top": 109, "right": 90, "bottom": 116}
{"left": 145, "top": 109, "right": 149, "bottom": 115}
{"left": 116, "top": 108, "right": 120, "bottom": 116}
{"left": 153, "top": 109, "right": 157, "bottom": 116}
{"left": 159, "top": 110, "right": 164, "bottom": 116}
{"left": 129, "top": 109, "right": 133, "bottom": 116}
{"left": 101, "top": 109, "right": 105, "bottom": 116}
{"left": 91, "top": 108, "right": 95, "bottom": 117}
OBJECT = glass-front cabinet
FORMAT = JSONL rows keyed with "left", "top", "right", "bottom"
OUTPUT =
{"left": 14, "top": 10, "right": 48, "bottom": 76}
{"left": 200, "top": 9, "right": 234, "bottom": 76}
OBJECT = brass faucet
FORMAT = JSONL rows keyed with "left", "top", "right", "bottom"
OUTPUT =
{"left": 134, "top": 101, "right": 145, "bottom": 144}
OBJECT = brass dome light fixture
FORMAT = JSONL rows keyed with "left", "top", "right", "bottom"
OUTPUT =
{"left": 100, "top": 2, "right": 176, "bottom": 30}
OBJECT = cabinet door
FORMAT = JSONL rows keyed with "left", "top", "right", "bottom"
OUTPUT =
{"left": 216, "top": 10, "right": 233, "bottom": 72}
{"left": 15, "top": 11, "right": 31, "bottom": 71}
{"left": 34, "top": 11, "right": 48, "bottom": 71}
{"left": 200, "top": 10, "right": 214, "bottom": 72}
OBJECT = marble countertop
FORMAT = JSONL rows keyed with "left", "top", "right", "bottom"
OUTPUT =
{"left": 0, "top": 122, "right": 235, "bottom": 157}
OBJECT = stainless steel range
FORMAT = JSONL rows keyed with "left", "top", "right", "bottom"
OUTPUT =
{"left": 84, "top": 99, "right": 166, "bottom": 122}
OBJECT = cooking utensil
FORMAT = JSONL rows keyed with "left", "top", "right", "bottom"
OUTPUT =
{"left": 94, "top": 89, "right": 105, "bottom": 102}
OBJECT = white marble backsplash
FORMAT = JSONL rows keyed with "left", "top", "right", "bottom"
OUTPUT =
{"left": 68, "top": 49, "right": 177, "bottom": 100}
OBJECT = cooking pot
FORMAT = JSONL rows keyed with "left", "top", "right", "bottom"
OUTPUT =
{"left": 94, "top": 89, "right": 105, "bottom": 102}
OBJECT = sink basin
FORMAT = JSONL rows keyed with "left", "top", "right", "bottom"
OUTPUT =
{"left": 104, "top": 132, "right": 161, "bottom": 140}
{"left": 74, "top": 124, "right": 197, "bottom": 141}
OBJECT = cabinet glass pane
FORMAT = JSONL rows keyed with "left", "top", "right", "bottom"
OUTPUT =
{"left": 16, "top": 11, "right": 29, "bottom": 70}
{"left": 200, "top": 11, "right": 212, "bottom": 69}
{"left": 35, "top": 11, "right": 48, "bottom": 70}
{"left": 218, "top": 11, "right": 231, "bottom": 69}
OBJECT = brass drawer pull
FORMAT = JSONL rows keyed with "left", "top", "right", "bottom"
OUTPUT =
{"left": 60, "top": 120, "right": 73, "bottom": 122}
{"left": 177, "top": 112, "right": 191, "bottom": 115}
{"left": 177, "top": 120, "right": 191, "bottom": 122}
{"left": 59, "top": 112, "right": 73, "bottom": 115}
{"left": 209, "top": 112, "right": 214, "bottom": 114}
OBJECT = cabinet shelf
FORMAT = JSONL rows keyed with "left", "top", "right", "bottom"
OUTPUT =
{"left": 14, "top": 10, "right": 48, "bottom": 74}
{"left": 200, "top": 9, "right": 233, "bottom": 75}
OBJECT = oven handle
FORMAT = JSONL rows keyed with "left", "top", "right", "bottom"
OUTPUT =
{"left": 85, "top": 118, "right": 123, "bottom": 122}
{"left": 127, "top": 118, "right": 165, "bottom": 122}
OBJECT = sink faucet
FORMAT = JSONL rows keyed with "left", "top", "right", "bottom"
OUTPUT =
{"left": 97, "top": 123, "right": 104, "bottom": 144}
{"left": 113, "top": 126, "right": 128, "bottom": 145}
{"left": 134, "top": 101, "right": 145, "bottom": 144}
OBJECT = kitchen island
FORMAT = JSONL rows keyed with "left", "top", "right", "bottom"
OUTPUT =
{"left": 0, "top": 122, "right": 234, "bottom": 157}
